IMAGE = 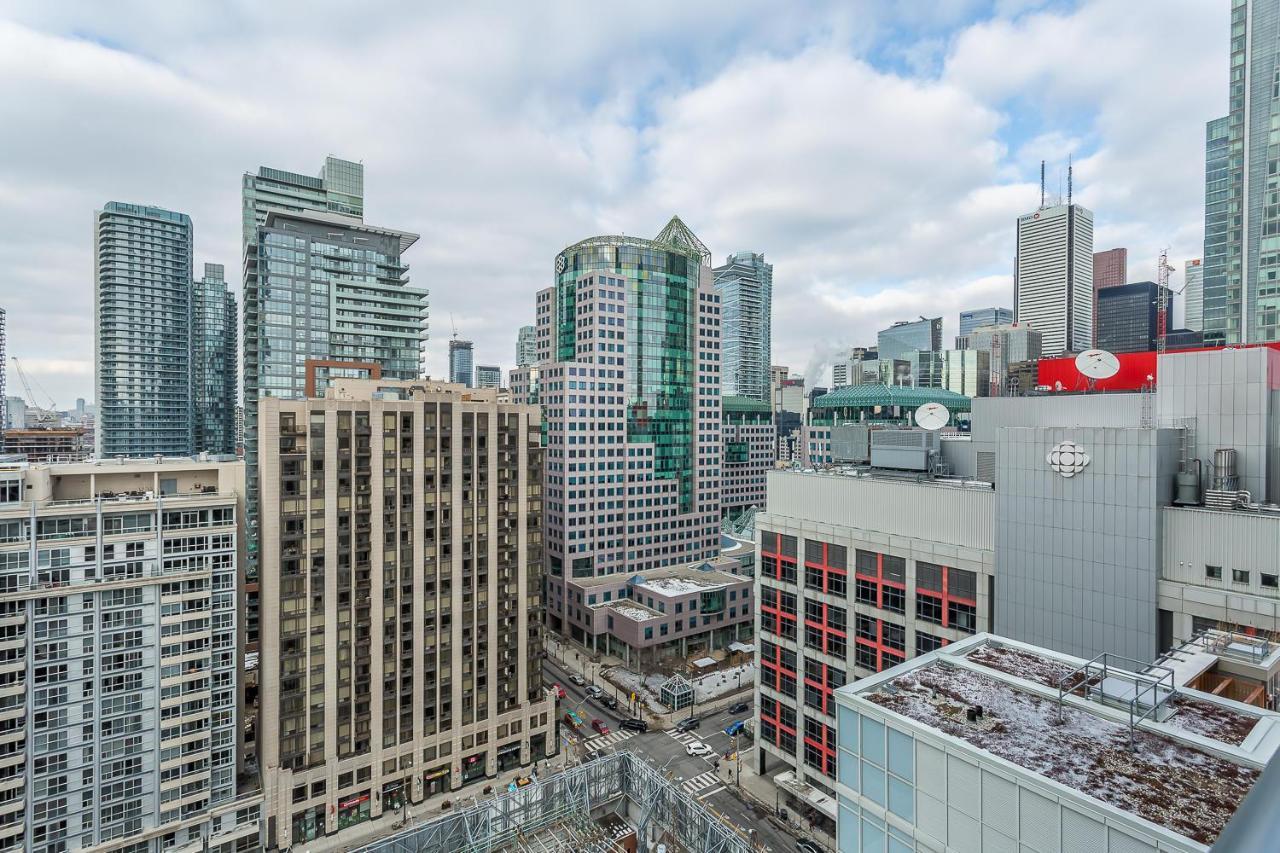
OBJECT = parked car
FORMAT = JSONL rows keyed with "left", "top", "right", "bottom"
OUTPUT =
{"left": 569, "top": 673, "right": 586, "bottom": 686}
{"left": 585, "top": 684, "right": 603, "bottom": 698}
{"left": 554, "top": 684, "right": 566, "bottom": 699}
{"left": 603, "top": 696, "right": 619, "bottom": 710}
{"left": 592, "top": 718, "right": 611, "bottom": 735}
{"left": 728, "top": 702, "right": 749, "bottom": 715}
{"left": 796, "top": 840, "right": 824, "bottom": 853}
{"left": 686, "top": 741, "right": 713, "bottom": 757}
{"left": 724, "top": 720, "right": 746, "bottom": 737}
{"left": 620, "top": 718, "right": 649, "bottom": 733}
{"left": 675, "top": 716, "right": 700, "bottom": 732}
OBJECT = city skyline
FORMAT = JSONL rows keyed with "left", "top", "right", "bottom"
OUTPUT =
{"left": 0, "top": 1, "right": 1227, "bottom": 403}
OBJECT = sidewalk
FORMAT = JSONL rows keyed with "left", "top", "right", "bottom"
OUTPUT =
{"left": 546, "top": 632, "right": 755, "bottom": 730}
{"left": 716, "top": 748, "right": 838, "bottom": 853}
{"left": 297, "top": 759, "right": 569, "bottom": 853}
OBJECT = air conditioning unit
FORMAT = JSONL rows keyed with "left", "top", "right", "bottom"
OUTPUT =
{"left": 831, "top": 423, "right": 873, "bottom": 464}
{"left": 870, "top": 429, "right": 939, "bottom": 471}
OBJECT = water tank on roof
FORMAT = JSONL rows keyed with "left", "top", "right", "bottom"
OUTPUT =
{"left": 870, "top": 429, "right": 939, "bottom": 471}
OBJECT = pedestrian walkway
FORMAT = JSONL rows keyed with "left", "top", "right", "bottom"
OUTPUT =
{"left": 584, "top": 729, "right": 635, "bottom": 750}
{"left": 680, "top": 770, "right": 721, "bottom": 796}
{"left": 666, "top": 730, "right": 701, "bottom": 745}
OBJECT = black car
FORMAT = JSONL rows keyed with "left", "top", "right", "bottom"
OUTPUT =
{"left": 619, "top": 718, "right": 649, "bottom": 733}
{"left": 675, "top": 716, "right": 700, "bottom": 732}
{"left": 796, "top": 840, "right": 825, "bottom": 853}
{"left": 729, "top": 702, "right": 749, "bottom": 715}
{"left": 602, "top": 696, "right": 619, "bottom": 710}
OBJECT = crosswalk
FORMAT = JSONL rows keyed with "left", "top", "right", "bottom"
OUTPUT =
{"left": 666, "top": 730, "right": 701, "bottom": 745}
{"left": 584, "top": 729, "right": 635, "bottom": 750}
{"left": 680, "top": 770, "right": 724, "bottom": 799}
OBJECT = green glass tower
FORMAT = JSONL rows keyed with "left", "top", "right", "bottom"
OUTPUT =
{"left": 539, "top": 216, "right": 722, "bottom": 638}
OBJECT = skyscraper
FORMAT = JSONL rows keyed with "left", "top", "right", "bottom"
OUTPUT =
{"left": 449, "top": 338, "right": 474, "bottom": 386}
{"left": 1203, "top": 114, "right": 1232, "bottom": 344}
{"left": 1097, "top": 281, "right": 1170, "bottom": 353}
{"left": 94, "top": 202, "right": 194, "bottom": 457}
{"left": 958, "top": 307, "right": 1012, "bottom": 339}
{"left": 1014, "top": 202, "right": 1095, "bottom": 354}
{"left": 1184, "top": 258, "right": 1204, "bottom": 332}
{"left": 258, "top": 379, "right": 554, "bottom": 848}
{"left": 877, "top": 317, "right": 941, "bottom": 362}
{"left": 0, "top": 458, "right": 262, "bottom": 852}
{"left": 1202, "top": 0, "right": 1280, "bottom": 345}
{"left": 516, "top": 324, "right": 537, "bottom": 367}
{"left": 538, "top": 215, "right": 721, "bottom": 635}
{"left": 193, "top": 262, "right": 237, "bottom": 454}
{"left": 713, "top": 251, "right": 772, "bottom": 402}
{"left": 475, "top": 363, "right": 501, "bottom": 387}
{"left": 1093, "top": 247, "right": 1128, "bottom": 288}
{"left": 240, "top": 157, "right": 425, "bottom": 652}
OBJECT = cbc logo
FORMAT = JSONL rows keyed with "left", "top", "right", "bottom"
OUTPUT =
{"left": 1046, "top": 441, "right": 1090, "bottom": 478}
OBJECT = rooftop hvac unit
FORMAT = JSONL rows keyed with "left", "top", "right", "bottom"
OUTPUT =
{"left": 831, "top": 423, "right": 873, "bottom": 464}
{"left": 870, "top": 428, "right": 939, "bottom": 471}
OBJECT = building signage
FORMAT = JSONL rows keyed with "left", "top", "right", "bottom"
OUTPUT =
{"left": 1046, "top": 441, "right": 1090, "bottom": 478}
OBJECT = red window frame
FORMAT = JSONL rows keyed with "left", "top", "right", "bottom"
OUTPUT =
{"left": 803, "top": 541, "right": 848, "bottom": 595}
{"left": 803, "top": 720, "right": 838, "bottom": 780}
{"left": 853, "top": 616, "right": 908, "bottom": 673}
{"left": 854, "top": 551, "right": 906, "bottom": 612}
{"left": 759, "top": 696, "right": 797, "bottom": 749}
{"left": 760, "top": 642, "right": 797, "bottom": 695}
{"left": 915, "top": 565, "right": 977, "bottom": 630}
{"left": 761, "top": 532, "right": 798, "bottom": 583}
{"left": 803, "top": 601, "right": 848, "bottom": 658}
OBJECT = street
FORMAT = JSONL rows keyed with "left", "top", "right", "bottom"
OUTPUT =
{"left": 544, "top": 657, "right": 805, "bottom": 853}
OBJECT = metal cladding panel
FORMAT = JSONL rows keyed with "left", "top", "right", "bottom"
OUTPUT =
{"left": 1162, "top": 506, "right": 1280, "bottom": 586}
{"left": 765, "top": 470, "right": 994, "bottom": 552}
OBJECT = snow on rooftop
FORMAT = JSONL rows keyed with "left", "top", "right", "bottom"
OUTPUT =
{"left": 634, "top": 575, "right": 721, "bottom": 595}
{"left": 966, "top": 644, "right": 1259, "bottom": 747}
{"left": 608, "top": 604, "right": 659, "bottom": 622}
{"left": 867, "top": 660, "right": 1259, "bottom": 846}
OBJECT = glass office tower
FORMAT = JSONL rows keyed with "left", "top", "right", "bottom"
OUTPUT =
{"left": 193, "top": 263, "right": 237, "bottom": 454}
{"left": 94, "top": 202, "right": 194, "bottom": 457}
{"left": 1202, "top": 115, "right": 1232, "bottom": 345}
{"left": 713, "top": 251, "right": 773, "bottom": 402}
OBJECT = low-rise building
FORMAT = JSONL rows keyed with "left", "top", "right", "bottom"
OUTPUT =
{"left": 549, "top": 558, "right": 753, "bottom": 668}
{"left": 3, "top": 426, "right": 90, "bottom": 461}
{"left": 834, "top": 634, "right": 1280, "bottom": 852}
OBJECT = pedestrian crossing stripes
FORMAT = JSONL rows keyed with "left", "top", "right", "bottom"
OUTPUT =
{"left": 667, "top": 730, "right": 699, "bottom": 744}
{"left": 680, "top": 771, "right": 720, "bottom": 795}
{"left": 585, "top": 730, "right": 634, "bottom": 749}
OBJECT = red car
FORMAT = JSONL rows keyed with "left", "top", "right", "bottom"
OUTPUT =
{"left": 554, "top": 684, "right": 566, "bottom": 699}
{"left": 592, "top": 718, "right": 610, "bottom": 735}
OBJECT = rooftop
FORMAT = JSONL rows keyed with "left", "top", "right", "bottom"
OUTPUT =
{"left": 722, "top": 395, "right": 772, "bottom": 414}
{"left": 812, "top": 383, "right": 972, "bottom": 412}
{"left": 568, "top": 556, "right": 744, "bottom": 589}
{"left": 843, "top": 635, "right": 1279, "bottom": 848}
{"left": 631, "top": 564, "right": 741, "bottom": 596}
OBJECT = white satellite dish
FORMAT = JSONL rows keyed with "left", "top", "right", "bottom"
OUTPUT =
{"left": 1075, "top": 349, "right": 1120, "bottom": 380}
{"left": 914, "top": 402, "right": 950, "bottom": 431}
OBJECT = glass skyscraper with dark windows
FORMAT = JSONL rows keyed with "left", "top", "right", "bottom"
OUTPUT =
{"left": 193, "top": 262, "right": 237, "bottom": 454}
{"left": 958, "top": 307, "right": 1012, "bottom": 338}
{"left": 713, "top": 251, "right": 772, "bottom": 403}
{"left": 94, "top": 201, "right": 195, "bottom": 458}
{"left": 537, "top": 216, "right": 721, "bottom": 639}
{"left": 1203, "top": 0, "right": 1280, "bottom": 345}
{"left": 877, "top": 316, "right": 941, "bottom": 362}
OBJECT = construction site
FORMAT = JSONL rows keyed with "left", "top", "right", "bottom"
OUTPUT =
{"left": 348, "top": 751, "right": 758, "bottom": 853}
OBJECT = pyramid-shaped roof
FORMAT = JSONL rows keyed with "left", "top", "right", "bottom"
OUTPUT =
{"left": 654, "top": 215, "right": 711, "bottom": 265}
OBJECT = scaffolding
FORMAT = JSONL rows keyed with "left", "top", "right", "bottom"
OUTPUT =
{"left": 350, "top": 751, "right": 753, "bottom": 853}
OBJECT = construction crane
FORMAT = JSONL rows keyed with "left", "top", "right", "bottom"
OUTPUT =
{"left": 1156, "top": 250, "right": 1178, "bottom": 355}
{"left": 11, "top": 357, "right": 56, "bottom": 410}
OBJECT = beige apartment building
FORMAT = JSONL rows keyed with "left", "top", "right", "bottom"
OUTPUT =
{"left": 257, "top": 379, "right": 554, "bottom": 849}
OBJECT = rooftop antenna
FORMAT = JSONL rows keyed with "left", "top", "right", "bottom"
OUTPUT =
{"left": 1067, "top": 154, "right": 1073, "bottom": 206}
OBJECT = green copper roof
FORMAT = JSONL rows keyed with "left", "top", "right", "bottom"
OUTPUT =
{"left": 811, "top": 384, "right": 971, "bottom": 412}
{"left": 722, "top": 395, "right": 772, "bottom": 413}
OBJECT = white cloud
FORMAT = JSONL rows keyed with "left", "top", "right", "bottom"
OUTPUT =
{"left": 0, "top": 0, "right": 1229, "bottom": 402}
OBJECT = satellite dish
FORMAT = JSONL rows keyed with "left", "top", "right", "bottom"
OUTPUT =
{"left": 1075, "top": 349, "right": 1120, "bottom": 380}
{"left": 914, "top": 402, "right": 950, "bottom": 431}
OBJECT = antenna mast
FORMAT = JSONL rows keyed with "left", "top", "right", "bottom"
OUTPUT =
{"left": 1067, "top": 154, "right": 1073, "bottom": 206}
{"left": 1156, "top": 249, "right": 1176, "bottom": 354}
{"left": 1040, "top": 160, "right": 1045, "bottom": 209}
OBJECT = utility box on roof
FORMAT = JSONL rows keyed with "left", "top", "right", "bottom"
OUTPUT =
{"left": 870, "top": 428, "right": 938, "bottom": 471}
{"left": 831, "top": 423, "right": 872, "bottom": 463}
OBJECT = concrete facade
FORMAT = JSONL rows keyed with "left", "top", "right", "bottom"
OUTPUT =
{"left": 721, "top": 396, "right": 774, "bottom": 520}
{"left": 257, "top": 380, "right": 555, "bottom": 849}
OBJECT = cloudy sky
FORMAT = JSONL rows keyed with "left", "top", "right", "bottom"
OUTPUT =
{"left": 0, "top": 0, "right": 1226, "bottom": 404}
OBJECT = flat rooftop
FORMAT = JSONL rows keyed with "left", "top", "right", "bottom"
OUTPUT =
{"left": 846, "top": 635, "right": 1279, "bottom": 847}
{"left": 569, "top": 557, "right": 744, "bottom": 590}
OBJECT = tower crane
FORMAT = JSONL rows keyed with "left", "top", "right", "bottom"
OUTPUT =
{"left": 11, "top": 357, "right": 56, "bottom": 410}
{"left": 1156, "top": 250, "right": 1179, "bottom": 355}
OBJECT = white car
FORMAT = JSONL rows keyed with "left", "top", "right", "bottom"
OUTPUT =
{"left": 686, "top": 741, "right": 713, "bottom": 757}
